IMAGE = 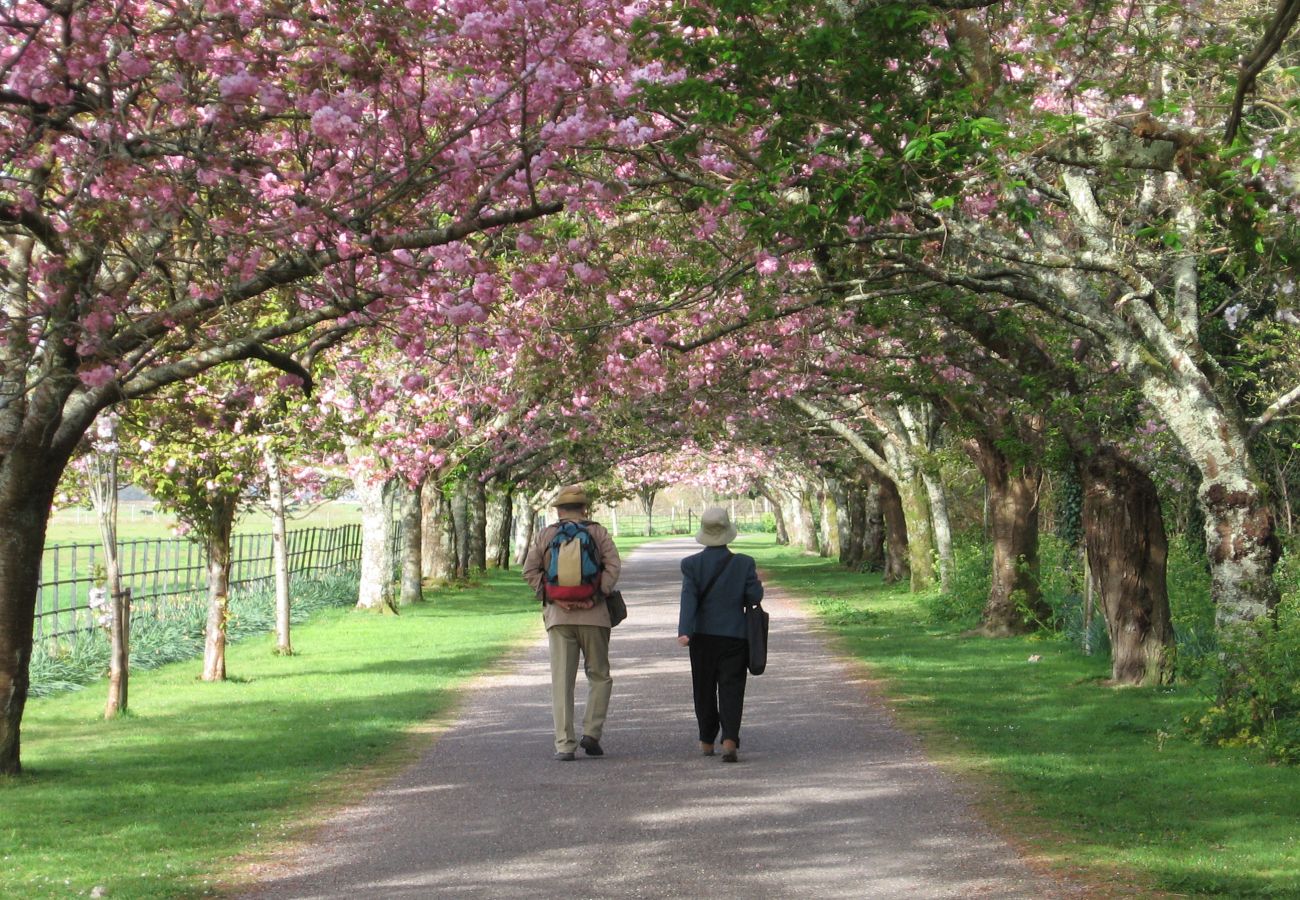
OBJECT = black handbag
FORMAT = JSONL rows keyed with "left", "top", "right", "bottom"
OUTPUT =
{"left": 745, "top": 601, "right": 769, "bottom": 675}
{"left": 605, "top": 590, "right": 627, "bottom": 627}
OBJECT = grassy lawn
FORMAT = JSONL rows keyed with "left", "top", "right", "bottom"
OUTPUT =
{"left": 45, "top": 502, "right": 366, "bottom": 546}
{"left": 3, "top": 568, "right": 542, "bottom": 899}
{"left": 743, "top": 535, "right": 1300, "bottom": 899}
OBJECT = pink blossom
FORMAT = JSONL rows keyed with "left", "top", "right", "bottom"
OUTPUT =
{"left": 78, "top": 364, "right": 116, "bottom": 388}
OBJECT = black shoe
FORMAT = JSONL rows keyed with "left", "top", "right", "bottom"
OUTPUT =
{"left": 554, "top": 751, "right": 576, "bottom": 761}
{"left": 579, "top": 736, "right": 604, "bottom": 757}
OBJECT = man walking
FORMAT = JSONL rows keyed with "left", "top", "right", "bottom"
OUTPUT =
{"left": 523, "top": 485, "right": 621, "bottom": 760}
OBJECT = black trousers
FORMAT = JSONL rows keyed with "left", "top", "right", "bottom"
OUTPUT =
{"left": 689, "top": 633, "right": 749, "bottom": 746}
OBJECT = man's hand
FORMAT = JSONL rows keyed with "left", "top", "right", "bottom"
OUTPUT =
{"left": 677, "top": 635, "right": 690, "bottom": 647}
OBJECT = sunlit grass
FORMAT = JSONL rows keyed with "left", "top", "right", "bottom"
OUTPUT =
{"left": 746, "top": 536, "right": 1300, "bottom": 899}
{"left": 2, "top": 569, "right": 541, "bottom": 899}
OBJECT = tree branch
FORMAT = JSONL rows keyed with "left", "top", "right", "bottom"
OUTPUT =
{"left": 1250, "top": 382, "right": 1300, "bottom": 439}
{"left": 1225, "top": 0, "right": 1300, "bottom": 144}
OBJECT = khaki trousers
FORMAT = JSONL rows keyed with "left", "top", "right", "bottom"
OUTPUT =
{"left": 547, "top": 624, "right": 612, "bottom": 752}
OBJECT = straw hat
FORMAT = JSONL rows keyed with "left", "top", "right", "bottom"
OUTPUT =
{"left": 552, "top": 484, "right": 590, "bottom": 507}
{"left": 695, "top": 507, "right": 737, "bottom": 546}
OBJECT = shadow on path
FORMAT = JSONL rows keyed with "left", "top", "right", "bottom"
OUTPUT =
{"left": 238, "top": 539, "right": 1082, "bottom": 899}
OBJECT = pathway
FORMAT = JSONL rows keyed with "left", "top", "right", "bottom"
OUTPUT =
{"left": 242, "top": 539, "right": 1082, "bottom": 899}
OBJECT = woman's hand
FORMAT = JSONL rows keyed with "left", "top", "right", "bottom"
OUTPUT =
{"left": 677, "top": 635, "right": 690, "bottom": 646}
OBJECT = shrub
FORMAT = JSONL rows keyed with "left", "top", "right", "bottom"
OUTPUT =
{"left": 921, "top": 537, "right": 989, "bottom": 626}
{"left": 1185, "top": 613, "right": 1300, "bottom": 765}
{"left": 1167, "top": 536, "right": 1216, "bottom": 672}
{"left": 29, "top": 569, "right": 360, "bottom": 698}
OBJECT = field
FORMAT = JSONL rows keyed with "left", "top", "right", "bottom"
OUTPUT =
{"left": 45, "top": 500, "right": 365, "bottom": 546}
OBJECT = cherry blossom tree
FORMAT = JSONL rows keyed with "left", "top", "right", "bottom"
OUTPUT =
{"left": 0, "top": 0, "right": 669, "bottom": 773}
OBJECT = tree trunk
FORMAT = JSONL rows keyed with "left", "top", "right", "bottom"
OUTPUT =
{"left": 800, "top": 487, "right": 822, "bottom": 555}
{"left": 490, "top": 484, "right": 514, "bottom": 569}
{"left": 822, "top": 478, "right": 845, "bottom": 561}
{"left": 921, "top": 469, "right": 954, "bottom": 594}
{"left": 202, "top": 495, "right": 238, "bottom": 681}
{"left": 399, "top": 479, "right": 423, "bottom": 605}
{"left": 895, "top": 469, "right": 935, "bottom": 591}
{"left": 878, "top": 477, "right": 911, "bottom": 584}
{"left": 451, "top": 480, "right": 471, "bottom": 580}
{"left": 355, "top": 473, "right": 398, "bottom": 612}
{"left": 842, "top": 484, "right": 866, "bottom": 570}
{"left": 760, "top": 487, "right": 790, "bottom": 545}
{"left": 862, "top": 479, "right": 886, "bottom": 572}
{"left": 0, "top": 454, "right": 65, "bottom": 774}
{"left": 423, "top": 487, "right": 457, "bottom": 582}
{"left": 469, "top": 478, "right": 487, "bottom": 573}
{"left": 968, "top": 437, "right": 1049, "bottom": 636}
{"left": 1082, "top": 450, "right": 1176, "bottom": 686}
{"left": 264, "top": 447, "right": 293, "bottom": 655}
{"left": 513, "top": 493, "right": 539, "bottom": 567}
{"left": 89, "top": 439, "right": 128, "bottom": 717}
{"left": 640, "top": 488, "right": 656, "bottom": 537}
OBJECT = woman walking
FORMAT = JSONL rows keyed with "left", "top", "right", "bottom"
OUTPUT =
{"left": 677, "top": 507, "right": 764, "bottom": 762}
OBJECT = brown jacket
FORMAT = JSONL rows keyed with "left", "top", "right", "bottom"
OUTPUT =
{"left": 522, "top": 514, "right": 621, "bottom": 630}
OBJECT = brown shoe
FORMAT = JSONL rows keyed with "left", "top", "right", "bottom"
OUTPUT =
{"left": 700, "top": 742, "right": 715, "bottom": 756}
{"left": 721, "top": 740, "right": 738, "bottom": 763}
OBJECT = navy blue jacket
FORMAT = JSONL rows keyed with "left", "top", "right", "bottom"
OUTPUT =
{"left": 679, "top": 546, "right": 764, "bottom": 640}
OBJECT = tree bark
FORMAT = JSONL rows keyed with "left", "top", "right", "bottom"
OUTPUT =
{"left": 894, "top": 465, "right": 935, "bottom": 591}
{"left": 1082, "top": 450, "right": 1176, "bottom": 686}
{"left": 264, "top": 447, "right": 293, "bottom": 655}
{"left": 489, "top": 484, "right": 514, "bottom": 569}
{"left": 921, "top": 469, "right": 954, "bottom": 593}
{"left": 469, "top": 478, "right": 487, "bottom": 573}
{"left": 451, "top": 480, "right": 471, "bottom": 580}
{"left": 967, "top": 437, "right": 1049, "bottom": 636}
{"left": 513, "top": 493, "right": 539, "bottom": 567}
{"left": 355, "top": 472, "right": 398, "bottom": 612}
{"left": 0, "top": 454, "right": 65, "bottom": 774}
{"left": 399, "top": 479, "right": 423, "bottom": 605}
{"left": 89, "top": 440, "right": 128, "bottom": 717}
{"left": 878, "top": 477, "right": 911, "bottom": 584}
{"left": 894, "top": 401, "right": 953, "bottom": 591}
{"left": 760, "top": 486, "right": 790, "bottom": 544}
{"left": 202, "top": 495, "right": 238, "bottom": 681}
{"left": 639, "top": 487, "right": 657, "bottom": 537}
{"left": 862, "top": 479, "right": 886, "bottom": 572}
{"left": 822, "top": 478, "right": 844, "bottom": 560}
{"left": 422, "top": 487, "right": 457, "bottom": 582}
{"left": 801, "top": 487, "right": 823, "bottom": 555}
{"left": 842, "top": 483, "right": 866, "bottom": 570}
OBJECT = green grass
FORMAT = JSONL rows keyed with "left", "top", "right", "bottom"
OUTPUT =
{"left": 45, "top": 502, "right": 367, "bottom": 546}
{"left": 744, "top": 535, "right": 1300, "bottom": 899}
{"left": 2, "top": 568, "right": 541, "bottom": 899}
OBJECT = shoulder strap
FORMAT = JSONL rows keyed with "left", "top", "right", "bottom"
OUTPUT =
{"left": 697, "top": 551, "right": 735, "bottom": 603}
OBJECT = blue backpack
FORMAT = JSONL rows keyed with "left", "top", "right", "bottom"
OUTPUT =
{"left": 546, "top": 521, "right": 602, "bottom": 601}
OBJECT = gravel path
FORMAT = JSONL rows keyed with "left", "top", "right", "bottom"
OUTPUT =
{"left": 241, "top": 538, "right": 1082, "bottom": 899}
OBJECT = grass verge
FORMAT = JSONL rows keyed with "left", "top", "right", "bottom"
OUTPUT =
{"left": 745, "top": 536, "right": 1300, "bottom": 899}
{"left": 1, "top": 568, "right": 540, "bottom": 899}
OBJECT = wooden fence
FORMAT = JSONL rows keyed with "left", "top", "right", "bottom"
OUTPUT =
{"left": 36, "top": 524, "right": 365, "bottom": 641}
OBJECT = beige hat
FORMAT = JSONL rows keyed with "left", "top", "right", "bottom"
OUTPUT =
{"left": 695, "top": 507, "right": 737, "bottom": 546}
{"left": 552, "top": 484, "right": 590, "bottom": 507}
